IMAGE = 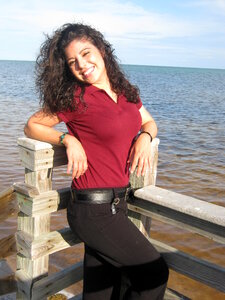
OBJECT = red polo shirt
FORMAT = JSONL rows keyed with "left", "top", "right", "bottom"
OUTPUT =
{"left": 57, "top": 85, "right": 142, "bottom": 189}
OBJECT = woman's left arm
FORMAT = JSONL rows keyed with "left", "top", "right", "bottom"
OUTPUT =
{"left": 128, "top": 106, "right": 157, "bottom": 177}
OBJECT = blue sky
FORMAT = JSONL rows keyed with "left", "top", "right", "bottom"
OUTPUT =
{"left": 1, "top": 0, "right": 225, "bottom": 69}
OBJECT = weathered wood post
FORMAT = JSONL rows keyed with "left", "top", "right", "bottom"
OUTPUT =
{"left": 128, "top": 138, "right": 159, "bottom": 237}
{"left": 15, "top": 138, "right": 58, "bottom": 299}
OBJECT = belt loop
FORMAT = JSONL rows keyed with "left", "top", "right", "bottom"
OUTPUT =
{"left": 71, "top": 189, "right": 77, "bottom": 202}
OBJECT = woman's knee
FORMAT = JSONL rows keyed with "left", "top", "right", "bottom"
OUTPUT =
{"left": 124, "top": 256, "right": 169, "bottom": 291}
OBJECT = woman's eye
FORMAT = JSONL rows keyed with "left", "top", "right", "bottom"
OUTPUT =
{"left": 83, "top": 51, "right": 90, "bottom": 57}
{"left": 69, "top": 60, "right": 75, "bottom": 67}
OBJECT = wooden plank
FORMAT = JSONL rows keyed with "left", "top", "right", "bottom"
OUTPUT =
{"left": 16, "top": 190, "right": 59, "bottom": 216}
{"left": 128, "top": 202, "right": 225, "bottom": 245}
{"left": 128, "top": 210, "right": 151, "bottom": 239}
{"left": 18, "top": 146, "right": 54, "bottom": 171}
{"left": 17, "top": 212, "right": 50, "bottom": 238}
{"left": 16, "top": 254, "right": 48, "bottom": 279}
{"left": 150, "top": 238, "right": 225, "bottom": 293}
{"left": 17, "top": 138, "right": 68, "bottom": 169}
{"left": 17, "top": 137, "right": 53, "bottom": 151}
{"left": 16, "top": 228, "right": 80, "bottom": 260}
{"left": 13, "top": 182, "right": 40, "bottom": 197}
{"left": 16, "top": 269, "right": 33, "bottom": 299}
{"left": 32, "top": 261, "right": 83, "bottom": 300}
{"left": 27, "top": 227, "right": 225, "bottom": 293}
{"left": 25, "top": 168, "right": 53, "bottom": 193}
{"left": 57, "top": 187, "right": 71, "bottom": 210}
{"left": 52, "top": 145, "right": 67, "bottom": 167}
{"left": 135, "top": 185, "right": 225, "bottom": 227}
{"left": 16, "top": 256, "right": 48, "bottom": 299}
{"left": 164, "top": 288, "right": 190, "bottom": 300}
{"left": 130, "top": 186, "right": 225, "bottom": 244}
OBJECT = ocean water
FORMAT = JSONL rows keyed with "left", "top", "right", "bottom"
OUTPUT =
{"left": 1, "top": 60, "right": 224, "bottom": 203}
{"left": 0, "top": 60, "right": 225, "bottom": 298}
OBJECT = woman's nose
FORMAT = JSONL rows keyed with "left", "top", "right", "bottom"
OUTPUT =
{"left": 76, "top": 57, "right": 86, "bottom": 70}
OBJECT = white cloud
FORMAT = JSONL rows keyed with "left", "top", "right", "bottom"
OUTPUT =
{"left": 0, "top": 0, "right": 211, "bottom": 40}
{"left": 0, "top": 0, "right": 224, "bottom": 68}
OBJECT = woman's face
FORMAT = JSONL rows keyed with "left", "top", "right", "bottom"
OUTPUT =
{"left": 65, "top": 38, "right": 108, "bottom": 88}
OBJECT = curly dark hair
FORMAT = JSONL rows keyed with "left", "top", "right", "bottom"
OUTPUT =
{"left": 36, "top": 22, "right": 140, "bottom": 113}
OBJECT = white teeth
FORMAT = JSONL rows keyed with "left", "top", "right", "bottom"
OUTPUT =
{"left": 84, "top": 67, "right": 94, "bottom": 76}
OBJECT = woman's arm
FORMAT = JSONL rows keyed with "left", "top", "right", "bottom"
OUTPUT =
{"left": 128, "top": 106, "right": 157, "bottom": 177}
{"left": 25, "top": 110, "right": 64, "bottom": 144}
{"left": 24, "top": 110, "right": 88, "bottom": 179}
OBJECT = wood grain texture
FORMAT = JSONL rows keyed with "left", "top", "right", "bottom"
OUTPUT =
{"left": 16, "top": 228, "right": 80, "bottom": 259}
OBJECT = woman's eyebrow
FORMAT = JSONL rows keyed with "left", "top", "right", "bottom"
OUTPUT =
{"left": 67, "top": 47, "right": 91, "bottom": 62}
{"left": 79, "top": 47, "right": 91, "bottom": 54}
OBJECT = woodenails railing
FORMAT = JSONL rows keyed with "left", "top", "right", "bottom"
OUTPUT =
{"left": 14, "top": 137, "right": 225, "bottom": 299}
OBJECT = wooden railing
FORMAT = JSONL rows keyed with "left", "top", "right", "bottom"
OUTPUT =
{"left": 14, "top": 137, "right": 225, "bottom": 299}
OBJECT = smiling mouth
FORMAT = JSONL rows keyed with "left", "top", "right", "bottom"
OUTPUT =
{"left": 83, "top": 66, "right": 95, "bottom": 78}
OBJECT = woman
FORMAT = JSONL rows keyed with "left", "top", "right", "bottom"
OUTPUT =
{"left": 25, "top": 23, "right": 169, "bottom": 300}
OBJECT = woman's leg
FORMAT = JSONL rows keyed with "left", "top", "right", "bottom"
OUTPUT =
{"left": 67, "top": 198, "right": 169, "bottom": 300}
{"left": 83, "top": 244, "right": 121, "bottom": 300}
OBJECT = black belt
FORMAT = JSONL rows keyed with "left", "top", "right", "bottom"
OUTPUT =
{"left": 71, "top": 185, "right": 132, "bottom": 215}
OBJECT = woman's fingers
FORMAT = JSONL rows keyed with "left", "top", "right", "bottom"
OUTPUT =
{"left": 141, "top": 158, "right": 150, "bottom": 176}
{"left": 67, "top": 160, "right": 73, "bottom": 175}
{"left": 71, "top": 159, "right": 88, "bottom": 179}
{"left": 67, "top": 153, "right": 88, "bottom": 179}
{"left": 136, "top": 157, "right": 144, "bottom": 177}
{"left": 130, "top": 154, "right": 139, "bottom": 174}
{"left": 131, "top": 154, "right": 151, "bottom": 177}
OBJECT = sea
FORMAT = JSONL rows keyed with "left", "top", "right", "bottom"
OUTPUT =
{"left": 0, "top": 60, "right": 224, "bottom": 299}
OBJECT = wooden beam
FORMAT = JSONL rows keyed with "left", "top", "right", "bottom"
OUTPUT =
{"left": 131, "top": 186, "right": 225, "bottom": 244}
{"left": 16, "top": 190, "right": 59, "bottom": 216}
{"left": 16, "top": 226, "right": 224, "bottom": 293}
{"left": 31, "top": 261, "right": 83, "bottom": 300}
{"left": 17, "top": 138, "right": 67, "bottom": 170}
{"left": 16, "top": 228, "right": 80, "bottom": 260}
{"left": 135, "top": 185, "right": 225, "bottom": 227}
{"left": 13, "top": 182, "right": 40, "bottom": 197}
{"left": 17, "top": 138, "right": 53, "bottom": 151}
{"left": 150, "top": 238, "right": 225, "bottom": 293}
{"left": 57, "top": 187, "right": 71, "bottom": 210}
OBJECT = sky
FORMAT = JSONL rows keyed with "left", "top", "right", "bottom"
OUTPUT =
{"left": 0, "top": 0, "right": 225, "bottom": 69}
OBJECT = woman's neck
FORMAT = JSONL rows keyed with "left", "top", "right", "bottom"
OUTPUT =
{"left": 93, "top": 81, "right": 117, "bottom": 103}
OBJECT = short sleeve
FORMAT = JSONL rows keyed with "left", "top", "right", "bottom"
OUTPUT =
{"left": 56, "top": 111, "right": 69, "bottom": 123}
{"left": 136, "top": 97, "right": 143, "bottom": 109}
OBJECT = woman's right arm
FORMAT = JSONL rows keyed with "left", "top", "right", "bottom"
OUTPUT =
{"left": 24, "top": 110, "right": 88, "bottom": 179}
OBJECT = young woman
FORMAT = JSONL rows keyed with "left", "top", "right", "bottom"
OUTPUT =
{"left": 25, "top": 23, "right": 169, "bottom": 300}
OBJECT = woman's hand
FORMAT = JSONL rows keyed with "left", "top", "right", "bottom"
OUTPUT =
{"left": 128, "top": 133, "right": 151, "bottom": 177}
{"left": 63, "top": 134, "right": 88, "bottom": 179}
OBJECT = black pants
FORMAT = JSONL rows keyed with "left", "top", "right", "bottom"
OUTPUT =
{"left": 67, "top": 195, "right": 169, "bottom": 300}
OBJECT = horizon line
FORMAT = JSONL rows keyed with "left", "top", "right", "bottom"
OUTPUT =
{"left": 0, "top": 59, "right": 225, "bottom": 71}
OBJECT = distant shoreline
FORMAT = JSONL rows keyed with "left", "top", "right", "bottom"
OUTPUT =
{"left": 0, "top": 59, "right": 225, "bottom": 71}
